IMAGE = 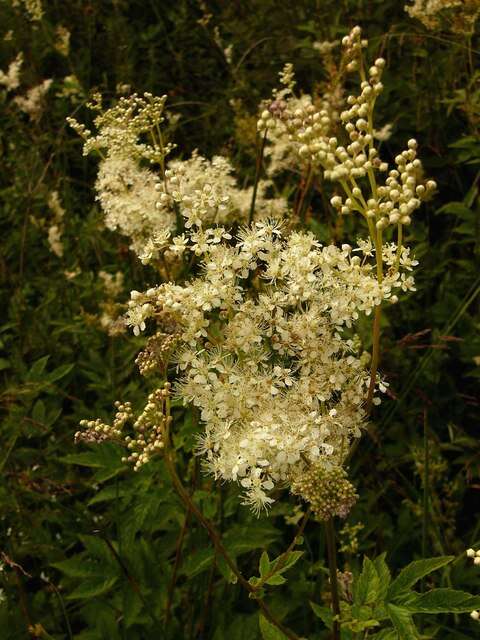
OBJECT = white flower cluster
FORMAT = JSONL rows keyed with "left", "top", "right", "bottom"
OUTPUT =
{"left": 95, "top": 155, "right": 174, "bottom": 263}
{"left": 46, "top": 191, "right": 65, "bottom": 258}
{"left": 405, "top": 0, "right": 480, "bottom": 32}
{"left": 0, "top": 53, "right": 23, "bottom": 91}
{"left": 121, "top": 221, "right": 410, "bottom": 513}
{"left": 14, "top": 78, "right": 52, "bottom": 120}
{"left": 70, "top": 94, "right": 288, "bottom": 264}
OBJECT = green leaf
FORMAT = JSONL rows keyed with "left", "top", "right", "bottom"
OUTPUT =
{"left": 265, "top": 574, "right": 287, "bottom": 586}
{"left": 217, "top": 554, "right": 238, "bottom": 584}
{"left": 386, "top": 604, "right": 420, "bottom": 639}
{"left": 374, "top": 553, "right": 391, "bottom": 601}
{"left": 436, "top": 202, "right": 473, "bottom": 220}
{"left": 259, "top": 614, "right": 287, "bottom": 639}
{"left": 354, "top": 556, "right": 380, "bottom": 606}
{"left": 26, "top": 356, "right": 49, "bottom": 381}
{"left": 224, "top": 522, "right": 280, "bottom": 556}
{"left": 388, "top": 556, "right": 454, "bottom": 600}
{"left": 370, "top": 630, "right": 397, "bottom": 639}
{"left": 272, "top": 550, "right": 303, "bottom": 575}
{"left": 52, "top": 555, "right": 97, "bottom": 578}
{"left": 60, "top": 444, "right": 124, "bottom": 482}
{"left": 182, "top": 547, "right": 215, "bottom": 578}
{"left": 31, "top": 399, "right": 46, "bottom": 424}
{"left": 46, "top": 363, "right": 74, "bottom": 383}
{"left": 310, "top": 602, "right": 333, "bottom": 629}
{"left": 259, "top": 551, "right": 270, "bottom": 577}
{"left": 404, "top": 588, "right": 480, "bottom": 614}
{"left": 66, "top": 576, "right": 118, "bottom": 600}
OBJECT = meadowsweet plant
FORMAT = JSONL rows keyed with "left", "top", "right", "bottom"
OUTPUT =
{"left": 68, "top": 94, "right": 287, "bottom": 267}
{"left": 73, "top": 25, "right": 480, "bottom": 640}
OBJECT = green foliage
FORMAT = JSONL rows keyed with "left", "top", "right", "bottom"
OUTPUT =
{"left": 0, "top": 0, "right": 479, "bottom": 639}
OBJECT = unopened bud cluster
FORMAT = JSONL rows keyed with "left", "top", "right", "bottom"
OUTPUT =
{"left": 330, "top": 139, "right": 437, "bottom": 228}
{"left": 260, "top": 25, "right": 437, "bottom": 237}
{"left": 290, "top": 464, "right": 358, "bottom": 521}
{"left": 466, "top": 548, "right": 480, "bottom": 566}
{"left": 76, "top": 383, "right": 172, "bottom": 471}
{"left": 466, "top": 548, "right": 480, "bottom": 621}
{"left": 136, "top": 330, "right": 181, "bottom": 376}
{"left": 341, "top": 25, "right": 368, "bottom": 73}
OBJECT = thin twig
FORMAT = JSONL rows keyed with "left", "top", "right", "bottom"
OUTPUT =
{"left": 248, "top": 129, "right": 268, "bottom": 225}
{"left": 324, "top": 519, "right": 340, "bottom": 640}
{"left": 165, "top": 506, "right": 192, "bottom": 626}
{"left": 421, "top": 408, "right": 430, "bottom": 592}
{"left": 365, "top": 304, "right": 382, "bottom": 414}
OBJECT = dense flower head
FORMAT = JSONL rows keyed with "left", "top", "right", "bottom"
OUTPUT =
{"left": 118, "top": 220, "right": 412, "bottom": 513}
{"left": 69, "top": 95, "right": 288, "bottom": 263}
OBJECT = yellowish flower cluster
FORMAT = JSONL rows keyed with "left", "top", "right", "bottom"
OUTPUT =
{"left": 121, "top": 220, "right": 407, "bottom": 513}
{"left": 69, "top": 95, "right": 288, "bottom": 264}
{"left": 405, "top": 0, "right": 480, "bottom": 32}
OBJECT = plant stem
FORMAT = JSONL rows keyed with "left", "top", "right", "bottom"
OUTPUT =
{"left": 296, "top": 163, "right": 314, "bottom": 224}
{"left": 421, "top": 408, "right": 430, "bottom": 592}
{"left": 324, "top": 518, "right": 340, "bottom": 640}
{"left": 248, "top": 128, "right": 268, "bottom": 224}
{"left": 165, "top": 506, "right": 191, "bottom": 626}
{"left": 365, "top": 303, "right": 381, "bottom": 414}
{"left": 162, "top": 427, "right": 300, "bottom": 639}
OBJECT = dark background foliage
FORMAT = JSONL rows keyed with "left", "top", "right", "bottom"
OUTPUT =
{"left": 0, "top": 1, "right": 478, "bottom": 638}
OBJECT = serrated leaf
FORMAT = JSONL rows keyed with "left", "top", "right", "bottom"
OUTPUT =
{"left": 52, "top": 555, "right": 97, "bottom": 578}
{"left": 259, "top": 613, "right": 288, "bottom": 639}
{"left": 354, "top": 556, "right": 380, "bottom": 606}
{"left": 386, "top": 604, "right": 420, "bottom": 639}
{"left": 272, "top": 550, "right": 303, "bottom": 575}
{"left": 217, "top": 555, "right": 237, "bottom": 584}
{"left": 388, "top": 556, "right": 454, "bottom": 600}
{"left": 123, "top": 589, "right": 143, "bottom": 627}
{"left": 310, "top": 602, "right": 333, "bottom": 629}
{"left": 66, "top": 576, "right": 118, "bottom": 600}
{"left": 265, "top": 574, "right": 287, "bottom": 586}
{"left": 404, "top": 588, "right": 480, "bottom": 613}
{"left": 259, "top": 551, "right": 270, "bottom": 577}
{"left": 370, "top": 630, "right": 397, "bottom": 639}
{"left": 182, "top": 547, "right": 215, "bottom": 578}
{"left": 436, "top": 202, "right": 473, "bottom": 220}
{"left": 373, "top": 553, "right": 391, "bottom": 601}
{"left": 224, "top": 522, "right": 280, "bottom": 556}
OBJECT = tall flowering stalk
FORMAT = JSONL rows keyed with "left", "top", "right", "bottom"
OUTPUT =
{"left": 73, "top": 26, "right": 445, "bottom": 637}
